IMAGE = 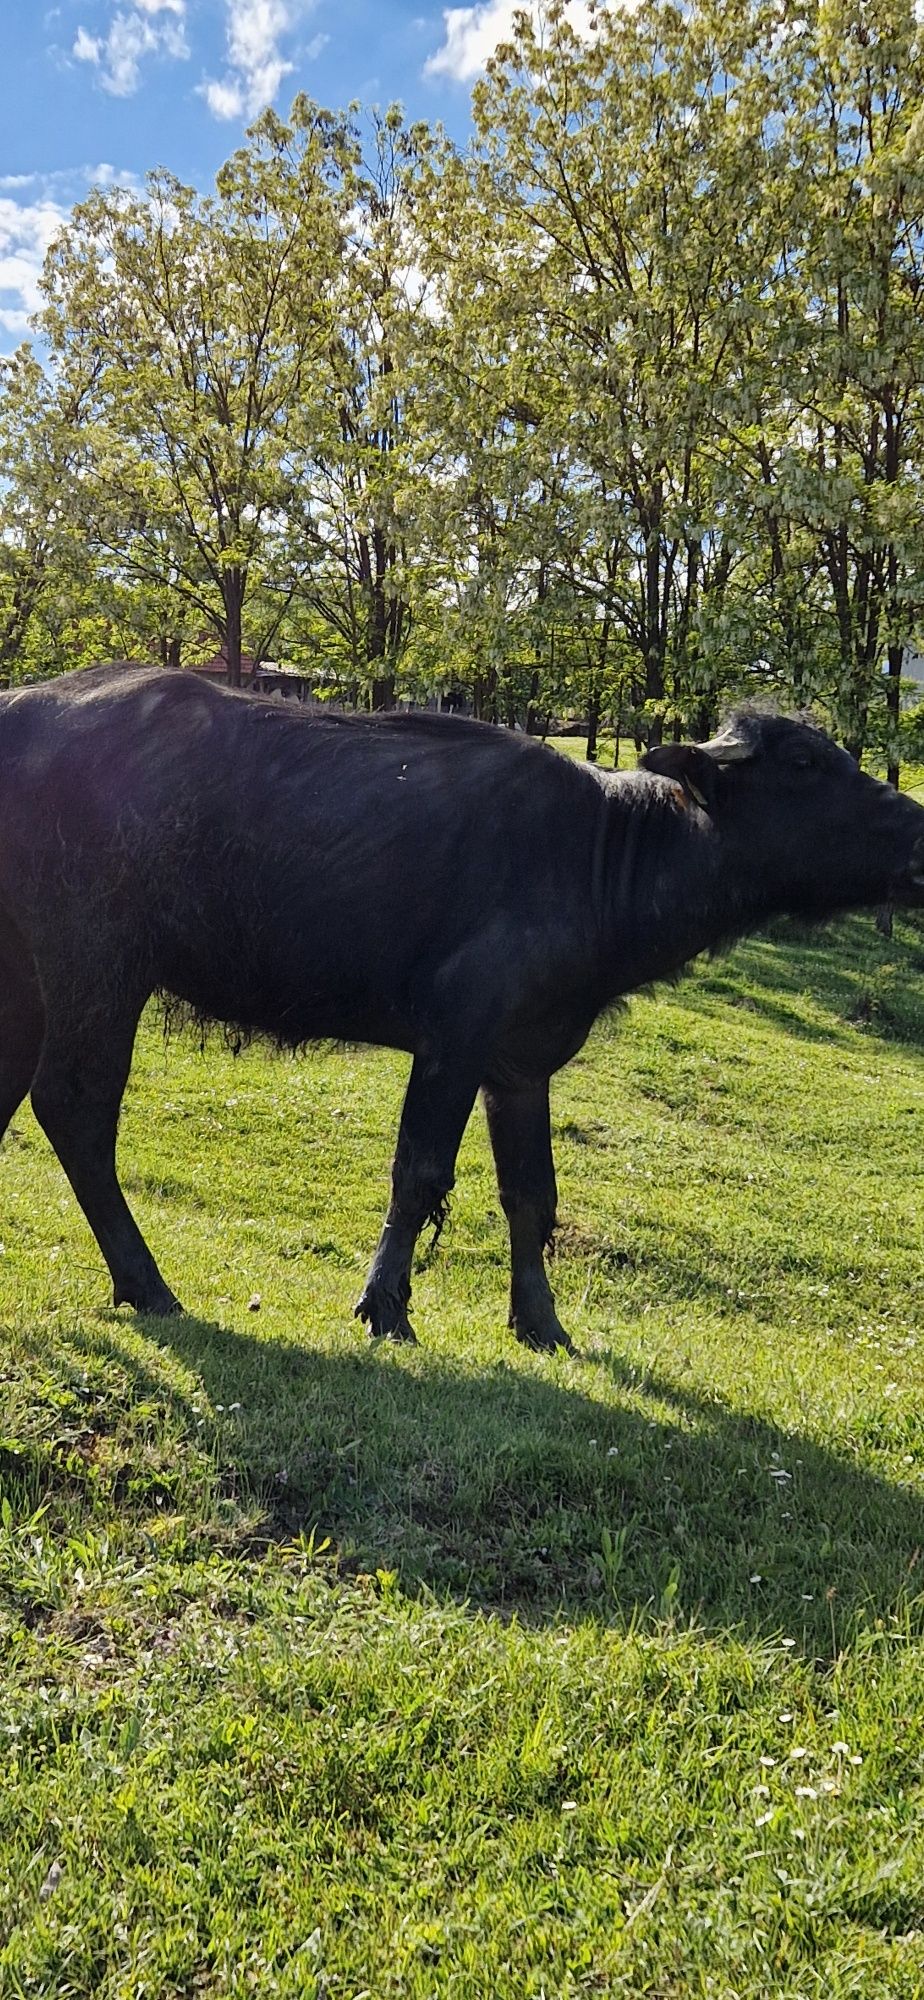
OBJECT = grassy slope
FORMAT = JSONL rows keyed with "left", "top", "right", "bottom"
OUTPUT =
{"left": 2, "top": 908, "right": 924, "bottom": 1995}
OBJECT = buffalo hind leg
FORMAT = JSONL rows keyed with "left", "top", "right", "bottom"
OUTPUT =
{"left": 0, "top": 933, "right": 44, "bottom": 1142}
{"left": 30, "top": 999, "right": 182, "bottom": 1316}
{"left": 483, "top": 1081, "right": 574, "bottom": 1355}
{"left": 355, "top": 1049, "right": 482, "bottom": 1343}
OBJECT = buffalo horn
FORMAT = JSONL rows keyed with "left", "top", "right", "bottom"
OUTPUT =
{"left": 698, "top": 730, "right": 751, "bottom": 764}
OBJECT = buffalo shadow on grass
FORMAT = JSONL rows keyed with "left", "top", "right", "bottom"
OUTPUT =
{"left": 20, "top": 1306, "right": 924, "bottom": 1659}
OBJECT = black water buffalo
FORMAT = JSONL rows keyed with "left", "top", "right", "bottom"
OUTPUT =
{"left": 1, "top": 661, "right": 923, "bottom": 1353}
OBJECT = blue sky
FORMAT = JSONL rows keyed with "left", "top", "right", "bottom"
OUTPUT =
{"left": 1, "top": 0, "right": 533, "bottom": 352}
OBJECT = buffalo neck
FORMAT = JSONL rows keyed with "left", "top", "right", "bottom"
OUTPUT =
{"left": 595, "top": 772, "right": 757, "bottom": 1000}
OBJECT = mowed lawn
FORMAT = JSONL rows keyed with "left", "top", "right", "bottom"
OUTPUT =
{"left": 3, "top": 912, "right": 924, "bottom": 1995}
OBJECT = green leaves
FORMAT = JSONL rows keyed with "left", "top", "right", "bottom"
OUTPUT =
{"left": 5, "top": 4, "right": 924, "bottom": 746}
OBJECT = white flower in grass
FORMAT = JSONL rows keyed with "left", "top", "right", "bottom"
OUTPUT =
{"left": 831, "top": 1741, "right": 850, "bottom": 1756}
{"left": 789, "top": 1747, "right": 808, "bottom": 1760}
{"left": 795, "top": 1785, "right": 818, "bottom": 1800}
{"left": 759, "top": 1755, "right": 777, "bottom": 1769}
{"left": 755, "top": 1810, "right": 774, "bottom": 1827}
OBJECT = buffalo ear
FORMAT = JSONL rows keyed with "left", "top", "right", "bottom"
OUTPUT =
{"left": 640, "top": 743, "right": 720, "bottom": 815}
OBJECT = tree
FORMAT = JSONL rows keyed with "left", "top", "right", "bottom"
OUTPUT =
{"left": 299, "top": 108, "right": 426, "bottom": 706}
{"left": 38, "top": 101, "right": 354, "bottom": 686}
{"left": 0, "top": 345, "right": 99, "bottom": 680}
{"left": 430, "top": 0, "right": 789, "bottom": 741}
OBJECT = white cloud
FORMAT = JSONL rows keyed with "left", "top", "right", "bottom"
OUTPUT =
{"left": 201, "top": 0, "right": 321, "bottom": 122}
{"left": 73, "top": 25, "right": 101, "bottom": 64}
{"left": 72, "top": 2, "right": 189, "bottom": 97}
{"left": 0, "top": 169, "right": 137, "bottom": 343}
{"left": 425, "top": 0, "right": 595, "bottom": 81}
{"left": 202, "top": 75, "right": 245, "bottom": 119}
{"left": 0, "top": 165, "right": 119, "bottom": 194}
{"left": 0, "top": 196, "right": 69, "bottom": 336}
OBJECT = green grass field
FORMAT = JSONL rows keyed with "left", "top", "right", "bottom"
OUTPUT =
{"left": 3, "top": 907, "right": 924, "bottom": 1996}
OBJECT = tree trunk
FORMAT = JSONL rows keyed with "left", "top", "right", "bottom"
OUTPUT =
{"left": 224, "top": 574, "right": 244, "bottom": 689}
{"left": 368, "top": 526, "right": 394, "bottom": 710}
{"left": 370, "top": 673, "right": 395, "bottom": 711}
{"left": 885, "top": 635, "right": 903, "bottom": 791}
{"left": 642, "top": 490, "right": 665, "bottom": 745}
{"left": 472, "top": 667, "right": 497, "bottom": 723}
{"left": 585, "top": 687, "right": 599, "bottom": 763}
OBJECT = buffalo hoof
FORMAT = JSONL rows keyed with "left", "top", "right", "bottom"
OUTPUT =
{"left": 117, "top": 1284, "right": 184, "bottom": 1316}
{"left": 354, "top": 1286, "right": 418, "bottom": 1345}
{"left": 384, "top": 1317, "right": 419, "bottom": 1346}
{"left": 513, "top": 1315, "right": 576, "bottom": 1357}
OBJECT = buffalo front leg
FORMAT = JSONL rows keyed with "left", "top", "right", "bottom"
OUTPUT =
{"left": 355, "top": 1050, "right": 481, "bottom": 1343}
{"left": 29, "top": 1001, "right": 182, "bottom": 1316}
{"left": 483, "top": 1081, "right": 574, "bottom": 1355}
{"left": 0, "top": 926, "right": 44, "bottom": 1142}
